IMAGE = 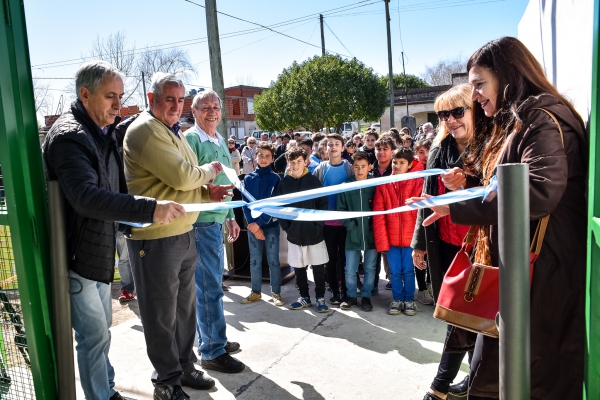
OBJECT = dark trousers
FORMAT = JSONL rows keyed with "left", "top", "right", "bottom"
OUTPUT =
{"left": 127, "top": 231, "right": 198, "bottom": 387}
{"left": 295, "top": 265, "right": 326, "bottom": 299}
{"left": 431, "top": 324, "right": 472, "bottom": 394}
{"left": 415, "top": 264, "right": 431, "bottom": 291}
{"left": 323, "top": 225, "right": 347, "bottom": 294}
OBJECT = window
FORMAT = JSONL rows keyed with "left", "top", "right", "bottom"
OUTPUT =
{"left": 247, "top": 98, "right": 254, "bottom": 115}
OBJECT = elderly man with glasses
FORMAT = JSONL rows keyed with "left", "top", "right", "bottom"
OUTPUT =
{"left": 124, "top": 73, "right": 233, "bottom": 399}
{"left": 183, "top": 90, "right": 245, "bottom": 375}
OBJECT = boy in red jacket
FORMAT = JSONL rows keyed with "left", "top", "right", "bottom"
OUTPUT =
{"left": 373, "top": 148, "right": 424, "bottom": 316}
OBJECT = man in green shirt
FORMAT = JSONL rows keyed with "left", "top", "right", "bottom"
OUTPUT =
{"left": 183, "top": 90, "right": 245, "bottom": 374}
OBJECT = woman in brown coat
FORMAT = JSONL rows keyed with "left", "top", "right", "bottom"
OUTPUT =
{"left": 422, "top": 37, "right": 587, "bottom": 399}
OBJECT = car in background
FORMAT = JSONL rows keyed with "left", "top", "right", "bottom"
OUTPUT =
{"left": 370, "top": 123, "right": 380, "bottom": 133}
{"left": 294, "top": 131, "right": 312, "bottom": 139}
{"left": 251, "top": 130, "right": 272, "bottom": 140}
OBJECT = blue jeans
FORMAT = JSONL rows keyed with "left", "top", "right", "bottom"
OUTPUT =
{"left": 69, "top": 270, "right": 115, "bottom": 400}
{"left": 248, "top": 226, "right": 281, "bottom": 294}
{"left": 193, "top": 222, "right": 227, "bottom": 360}
{"left": 116, "top": 232, "right": 134, "bottom": 293}
{"left": 345, "top": 249, "right": 377, "bottom": 298}
{"left": 386, "top": 246, "right": 415, "bottom": 301}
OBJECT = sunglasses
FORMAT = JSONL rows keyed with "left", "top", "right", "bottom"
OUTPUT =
{"left": 436, "top": 106, "right": 470, "bottom": 121}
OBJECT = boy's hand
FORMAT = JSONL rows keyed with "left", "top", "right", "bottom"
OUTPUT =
{"left": 247, "top": 222, "right": 265, "bottom": 240}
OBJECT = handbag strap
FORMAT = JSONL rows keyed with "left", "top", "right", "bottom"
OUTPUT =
{"left": 530, "top": 215, "right": 550, "bottom": 255}
{"left": 532, "top": 108, "right": 564, "bottom": 146}
{"left": 463, "top": 226, "right": 477, "bottom": 246}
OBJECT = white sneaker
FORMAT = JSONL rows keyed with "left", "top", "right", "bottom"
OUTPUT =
{"left": 272, "top": 293, "right": 285, "bottom": 306}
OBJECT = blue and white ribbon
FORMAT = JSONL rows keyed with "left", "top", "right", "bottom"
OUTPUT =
{"left": 122, "top": 166, "right": 495, "bottom": 226}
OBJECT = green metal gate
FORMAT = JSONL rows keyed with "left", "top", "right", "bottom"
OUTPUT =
{"left": 586, "top": 1, "right": 600, "bottom": 398}
{"left": 0, "top": 0, "right": 57, "bottom": 399}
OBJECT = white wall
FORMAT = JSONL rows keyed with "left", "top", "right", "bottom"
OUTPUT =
{"left": 518, "top": 0, "right": 594, "bottom": 122}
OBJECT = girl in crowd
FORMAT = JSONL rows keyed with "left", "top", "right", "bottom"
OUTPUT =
{"left": 411, "top": 84, "right": 475, "bottom": 400}
{"left": 420, "top": 37, "right": 587, "bottom": 399}
{"left": 228, "top": 138, "right": 241, "bottom": 173}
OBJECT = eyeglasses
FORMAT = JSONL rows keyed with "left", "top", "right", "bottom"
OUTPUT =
{"left": 436, "top": 106, "right": 470, "bottom": 121}
{"left": 199, "top": 106, "right": 221, "bottom": 112}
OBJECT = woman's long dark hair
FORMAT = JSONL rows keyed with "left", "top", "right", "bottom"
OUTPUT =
{"left": 464, "top": 37, "right": 585, "bottom": 176}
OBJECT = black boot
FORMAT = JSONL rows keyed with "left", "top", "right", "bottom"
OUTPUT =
{"left": 448, "top": 375, "right": 469, "bottom": 398}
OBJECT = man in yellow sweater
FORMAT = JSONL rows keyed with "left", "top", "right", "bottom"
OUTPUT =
{"left": 123, "top": 72, "right": 232, "bottom": 400}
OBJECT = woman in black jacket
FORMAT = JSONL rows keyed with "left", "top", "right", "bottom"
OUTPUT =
{"left": 411, "top": 84, "right": 476, "bottom": 400}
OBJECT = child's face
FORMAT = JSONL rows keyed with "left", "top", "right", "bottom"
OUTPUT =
{"left": 327, "top": 139, "right": 343, "bottom": 159}
{"left": 364, "top": 134, "right": 377, "bottom": 149}
{"left": 375, "top": 145, "right": 392, "bottom": 164}
{"left": 403, "top": 139, "right": 413, "bottom": 148}
{"left": 352, "top": 159, "right": 371, "bottom": 181}
{"left": 346, "top": 145, "right": 356, "bottom": 155}
{"left": 255, "top": 148, "right": 273, "bottom": 168}
{"left": 319, "top": 148, "right": 329, "bottom": 161}
{"left": 392, "top": 157, "right": 411, "bottom": 174}
{"left": 416, "top": 148, "right": 429, "bottom": 165}
{"left": 300, "top": 144, "right": 312, "bottom": 158}
{"left": 288, "top": 156, "right": 306, "bottom": 178}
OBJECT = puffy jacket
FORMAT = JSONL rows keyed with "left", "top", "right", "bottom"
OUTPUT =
{"left": 373, "top": 160, "right": 424, "bottom": 252}
{"left": 42, "top": 101, "right": 156, "bottom": 283}
{"left": 275, "top": 168, "right": 328, "bottom": 246}
{"left": 336, "top": 176, "right": 376, "bottom": 251}
{"left": 242, "top": 165, "right": 280, "bottom": 230}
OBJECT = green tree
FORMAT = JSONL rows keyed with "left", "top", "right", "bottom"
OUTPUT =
{"left": 254, "top": 55, "right": 387, "bottom": 132}
{"left": 379, "top": 73, "right": 429, "bottom": 89}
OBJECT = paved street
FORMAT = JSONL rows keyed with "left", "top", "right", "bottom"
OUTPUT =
{"left": 76, "top": 273, "right": 468, "bottom": 400}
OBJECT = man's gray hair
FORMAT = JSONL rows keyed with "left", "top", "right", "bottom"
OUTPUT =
{"left": 192, "top": 89, "right": 222, "bottom": 110}
{"left": 75, "top": 60, "right": 124, "bottom": 100}
{"left": 149, "top": 72, "right": 184, "bottom": 97}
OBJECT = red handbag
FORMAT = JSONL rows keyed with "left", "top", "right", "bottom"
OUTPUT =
{"left": 433, "top": 216, "right": 549, "bottom": 338}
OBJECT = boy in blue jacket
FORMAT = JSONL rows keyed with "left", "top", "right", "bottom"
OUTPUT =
{"left": 241, "top": 142, "right": 284, "bottom": 306}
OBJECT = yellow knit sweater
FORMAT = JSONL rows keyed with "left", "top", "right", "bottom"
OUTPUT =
{"left": 124, "top": 111, "right": 215, "bottom": 239}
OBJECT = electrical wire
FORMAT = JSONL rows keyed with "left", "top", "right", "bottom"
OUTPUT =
{"left": 299, "top": 21, "right": 320, "bottom": 60}
{"left": 323, "top": 20, "right": 355, "bottom": 58}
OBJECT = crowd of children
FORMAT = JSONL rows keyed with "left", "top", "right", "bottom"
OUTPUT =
{"left": 239, "top": 129, "right": 433, "bottom": 316}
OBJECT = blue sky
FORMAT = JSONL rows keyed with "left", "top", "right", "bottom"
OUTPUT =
{"left": 25, "top": 0, "right": 529, "bottom": 110}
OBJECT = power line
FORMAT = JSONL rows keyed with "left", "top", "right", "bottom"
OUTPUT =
{"left": 328, "top": 0, "right": 505, "bottom": 17}
{"left": 299, "top": 21, "right": 320, "bottom": 60}
{"left": 323, "top": 20, "right": 354, "bottom": 58}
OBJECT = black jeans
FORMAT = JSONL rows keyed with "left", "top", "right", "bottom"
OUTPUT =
{"left": 431, "top": 324, "right": 472, "bottom": 394}
{"left": 323, "top": 225, "right": 347, "bottom": 295}
{"left": 295, "top": 265, "right": 326, "bottom": 299}
{"left": 415, "top": 264, "right": 430, "bottom": 291}
{"left": 128, "top": 231, "right": 198, "bottom": 387}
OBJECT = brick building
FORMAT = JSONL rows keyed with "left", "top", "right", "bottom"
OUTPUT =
{"left": 223, "top": 85, "right": 266, "bottom": 139}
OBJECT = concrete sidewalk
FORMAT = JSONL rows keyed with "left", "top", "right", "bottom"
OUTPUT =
{"left": 76, "top": 275, "right": 468, "bottom": 400}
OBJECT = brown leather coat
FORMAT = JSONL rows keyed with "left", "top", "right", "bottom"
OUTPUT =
{"left": 448, "top": 94, "right": 587, "bottom": 399}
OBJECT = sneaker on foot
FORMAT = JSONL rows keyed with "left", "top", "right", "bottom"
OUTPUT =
{"left": 403, "top": 300, "right": 417, "bottom": 316}
{"left": 290, "top": 297, "right": 311, "bottom": 310}
{"left": 118, "top": 289, "right": 135, "bottom": 303}
{"left": 240, "top": 292, "right": 261, "bottom": 304}
{"left": 221, "top": 283, "right": 230, "bottom": 291}
{"left": 153, "top": 385, "right": 190, "bottom": 400}
{"left": 329, "top": 293, "right": 341, "bottom": 305}
{"left": 340, "top": 297, "right": 358, "bottom": 310}
{"left": 316, "top": 297, "right": 329, "bottom": 313}
{"left": 109, "top": 392, "right": 135, "bottom": 400}
{"left": 385, "top": 282, "right": 392, "bottom": 290}
{"left": 200, "top": 353, "right": 245, "bottom": 374}
{"left": 272, "top": 293, "right": 285, "bottom": 306}
{"left": 361, "top": 297, "right": 373, "bottom": 312}
{"left": 416, "top": 289, "right": 434, "bottom": 305}
{"left": 181, "top": 367, "right": 215, "bottom": 390}
{"left": 388, "top": 300, "right": 403, "bottom": 315}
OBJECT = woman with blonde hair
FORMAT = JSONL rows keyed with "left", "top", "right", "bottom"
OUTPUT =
{"left": 411, "top": 84, "right": 475, "bottom": 400}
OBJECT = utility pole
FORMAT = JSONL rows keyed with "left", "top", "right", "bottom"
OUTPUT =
{"left": 205, "top": 0, "right": 228, "bottom": 138}
{"left": 401, "top": 52, "right": 409, "bottom": 116}
{"left": 384, "top": 0, "right": 394, "bottom": 128}
{"left": 141, "top": 71, "right": 148, "bottom": 109}
{"left": 320, "top": 14, "right": 325, "bottom": 56}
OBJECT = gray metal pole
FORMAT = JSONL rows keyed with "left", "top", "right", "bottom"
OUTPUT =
{"left": 47, "top": 181, "right": 76, "bottom": 400}
{"left": 497, "top": 163, "right": 530, "bottom": 400}
{"left": 384, "top": 0, "right": 394, "bottom": 128}
{"left": 205, "top": 0, "right": 228, "bottom": 139}
{"left": 141, "top": 71, "right": 148, "bottom": 109}
{"left": 320, "top": 14, "right": 325, "bottom": 56}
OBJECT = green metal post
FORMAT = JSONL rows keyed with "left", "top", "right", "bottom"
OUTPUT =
{"left": 586, "top": 1, "right": 600, "bottom": 397}
{"left": 0, "top": 0, "right": 58, "bottom": 398}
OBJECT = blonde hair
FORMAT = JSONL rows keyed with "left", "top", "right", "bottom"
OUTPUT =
{"left": 432, "top": 84, "right": 473, "bottom": 147}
